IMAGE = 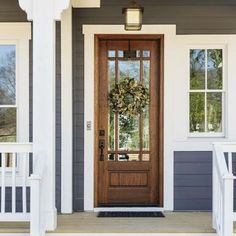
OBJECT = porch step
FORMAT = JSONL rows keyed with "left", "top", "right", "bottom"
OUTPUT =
{"left": 0, "top": 221, "right": 29, "bottom": 235}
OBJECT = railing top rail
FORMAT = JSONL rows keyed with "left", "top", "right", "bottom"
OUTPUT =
{"left": 213, "top": 142, "right": 236, "bottom": 153}
{"left": 213, "top": 143, "right": 231, "bottom": 178}
{"left": 0, "top": 143, "right": 33, "bottom": 153}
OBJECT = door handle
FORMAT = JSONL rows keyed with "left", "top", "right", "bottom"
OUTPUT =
{"left": 99, "top": 139, "right": 105, "bottom": 161}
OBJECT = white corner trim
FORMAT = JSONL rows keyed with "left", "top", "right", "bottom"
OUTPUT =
{"left": 72, "top": 0, "right": 101, "bottom": 8}
{"left": 83, "top": 24, "right": 177, "bottom": 211}
{"left": 61, "top": 5, "right": 73, "bottom": 214}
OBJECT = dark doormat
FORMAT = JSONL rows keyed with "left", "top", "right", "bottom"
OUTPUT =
{"left": 97, "top": 211, "right": 165, "bottom": 217}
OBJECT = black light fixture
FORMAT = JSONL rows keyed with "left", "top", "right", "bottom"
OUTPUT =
{"left": 122, "top": 1, "right": 144, "bottom": 31}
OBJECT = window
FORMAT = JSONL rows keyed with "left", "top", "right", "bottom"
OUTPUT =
{"left": 189, "top": 48, "right": 224, "bottom": 135}
{"left": 0, "top": 45, "right": 17, "bottom": 142}
{"left": 0, "top": 23, "right": 31, "bottom": 168}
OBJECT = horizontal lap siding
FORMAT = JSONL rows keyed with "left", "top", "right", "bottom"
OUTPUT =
{"left": 174, "top": 152, "right": 236, "bottom": 211}
{"left": 174, "top": 151, "right": 212, "bottom": 211}
{"left": 56, "top": 22, "right": 61, "bottom": 213}
{"left": 73, "top": 11, "right": 84, "bottom": 211}
{"left": 0, "top": 0, "right": 26, "bottom": 22}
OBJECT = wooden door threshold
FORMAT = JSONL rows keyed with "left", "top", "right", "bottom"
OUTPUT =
{"left": 94, "top": 207, "right": 164, "bottom": 212}
{"left": 98, "top": 203, "right": 160, "bottom": 207}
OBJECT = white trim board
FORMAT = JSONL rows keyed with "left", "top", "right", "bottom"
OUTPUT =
{"left": 72, "top": 0, "right": 100, "bottom": 8}
{"left": 83, "top": 25, "right": 176, "bottom": 211}
{"left": 61, "top": 4, "right": 73, "bottom": 214}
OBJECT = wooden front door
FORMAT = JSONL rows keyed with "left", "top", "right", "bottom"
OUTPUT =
{"left": 96, "top": 36, "right": 163, "bottom": 206}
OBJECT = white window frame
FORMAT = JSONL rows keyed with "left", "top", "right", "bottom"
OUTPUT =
{"left": 188, "top": 45, "right": 227, "bottom": 138}
{"left": 0, "top": 23, "right": 31, "bottom": 172}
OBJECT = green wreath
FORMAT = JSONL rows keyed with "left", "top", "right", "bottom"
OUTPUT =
{"left": 108, "top": 77, "right": 150, "bottom": 116}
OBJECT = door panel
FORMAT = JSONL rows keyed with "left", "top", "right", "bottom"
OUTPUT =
{"left": 97, "top": 37, "right": 163, "bottom": 206}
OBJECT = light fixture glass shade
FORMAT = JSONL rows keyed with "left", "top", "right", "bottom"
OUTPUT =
{"left": 123, "top": 1, "right": 144, "bottom": 31}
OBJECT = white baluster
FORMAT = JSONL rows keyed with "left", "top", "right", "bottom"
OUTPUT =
{"left": 222, "top": 175, "right": 234, "bottom": 236}
{"left": 12, "top": 153, "right": 16, "bottom": 213}
{"left": 22, "top": 154, "right": 27, "bottom": 213}
{"left": 228, "top": 152, "right": 233, "bottom": 174}
{"left": 1, "top": 153, "right": 6, "bottom": 213}
{"left": 212, "top": 149, "right": 217, "bottom": 229}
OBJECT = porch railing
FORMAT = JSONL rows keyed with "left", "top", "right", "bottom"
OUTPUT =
{"left": 0, "top": 143, "right": 46, "bottom": 236}
{"left": 0, "top": 143, "right": 33, "bottom": 222}
{"left": 212, "top": 142, "right": 236, "bottom": 236}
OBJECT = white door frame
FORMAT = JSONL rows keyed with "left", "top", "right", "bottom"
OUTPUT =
{"left": 83, "top": 25, "right": 177, "bottom": 211}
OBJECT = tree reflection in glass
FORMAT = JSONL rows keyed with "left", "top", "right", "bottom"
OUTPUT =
{"left": 0, "top": 45, "right": 16, "bottom": 142}
{"left": 207, "top": 49, "right": 223, "bottom": 89}
{"left": 118, "top": 114, "right": 140, "bottom": 151}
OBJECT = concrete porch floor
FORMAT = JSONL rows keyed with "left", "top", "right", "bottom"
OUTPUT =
{"left": 0, "top": 212, "right": 218, "bottom": 234}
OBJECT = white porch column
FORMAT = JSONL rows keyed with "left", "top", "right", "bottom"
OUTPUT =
{"left": 61, "top": 5, "right": 73, "bottom": 214}
{"left": 18, "top": 0, "right": 70, "bottom": 231}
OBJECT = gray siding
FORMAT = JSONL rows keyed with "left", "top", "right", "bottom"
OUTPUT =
{"left": 55, "top": 22, "right": 61, "bottom": 213}
{"left": 0, "top": 0, "right": 27, "bottom": 22}
{"left": 73, "top": 12, "right": 84, "bottom": 211}
{"left": 174, "top": 152, "right": 212, "bottom": 211}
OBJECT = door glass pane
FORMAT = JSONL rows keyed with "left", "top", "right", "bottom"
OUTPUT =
{"left": 118, "top": 50, "right": 124, "bottom": 58}
{"left": 118, "top": 153, "right": 139, "bottom": 161}
{"left": 108, "top": 50, "right": 116, "bottom": 58}
{"left": 143, "top": 107, "right": 149, "bottom": 150}
{"left": 108, "top": 153, "right": 115, "bottom": 161}
{"left": 0, "top": 45, "right": 16, "bottom": 105}
{"left": 108, "top": 110, "right": 115, "bottom": 151}
{"left": 207, "top": 49, "right": 223, "bottom": 89}
{"left": 136, "top": 50, "right": 141, "bottom": 57}
{"left": 142, "top": 153, "right": 150, "bottom": 161}
{"left": 189, "top": 92, "right": 205, "bottom": 132}
{"left": 119, "top": 61, "right": 140, "bottom": 81}
{"left": 143, "top": 60, "right": 150, "bottom": 89}
{"left": 108, "top": 60, "right": 116, "bottom": 151}
{"left": 118, "top": 114, "right": 140, "bottom": 150}
{"left": 207, "top": 92, "right": 222, "bottom": 132}
{"left": 190, "top": 49, "right": 205, "bottom": 90}
{"left": 143, "top": 50, "right": 150, "bottom": 58}
{"left": 108, "top": 60, "right": 115, "bottom": 91}
{"left": 0, "top": 108, "right": 16, "bottom": 142}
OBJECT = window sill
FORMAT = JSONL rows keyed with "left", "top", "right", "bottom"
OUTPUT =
{"left": 188, "top": 132, "right": 225, "bottom": 138}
